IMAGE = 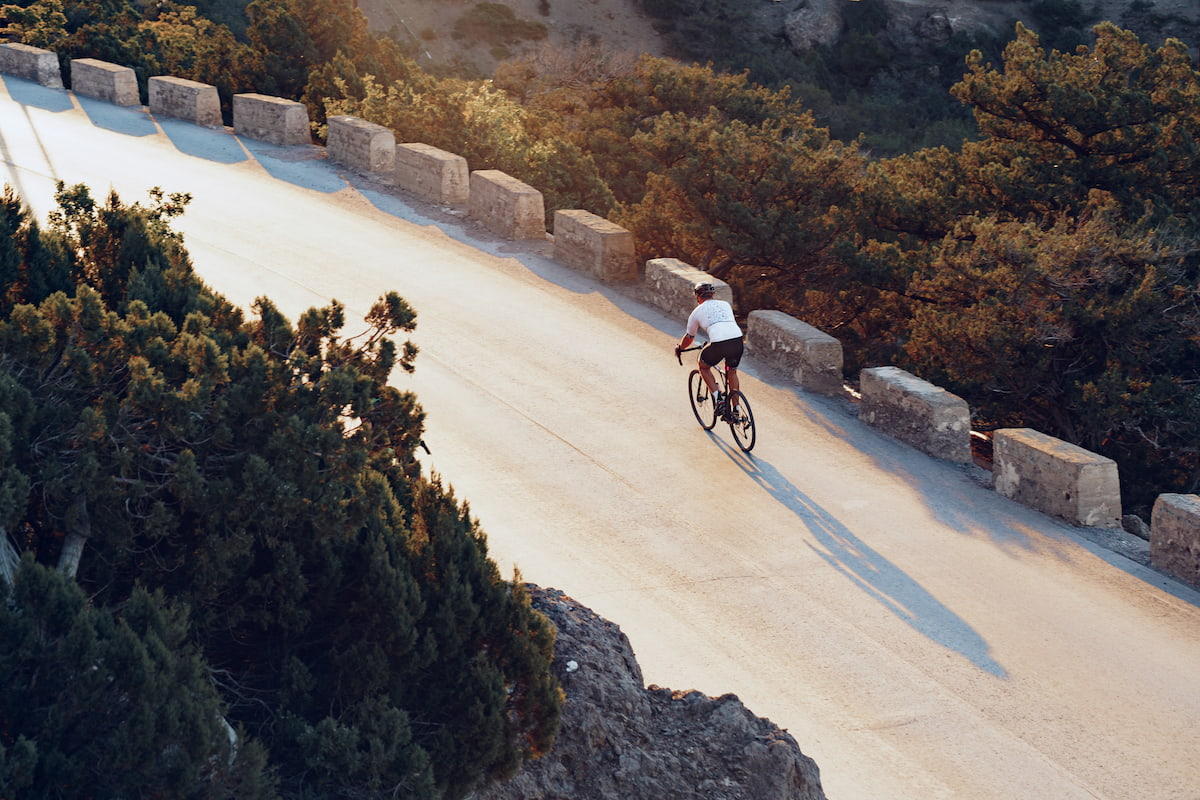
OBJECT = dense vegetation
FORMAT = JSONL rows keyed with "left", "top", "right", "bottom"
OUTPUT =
{"left": 636, "top": 0, "right": 1198, "bottom": 154}
{"left": 0, "top": 2, "right": 1197, "bottom": 790}
{"left": 0, "top": 182, "right": 562, "bottom": 798}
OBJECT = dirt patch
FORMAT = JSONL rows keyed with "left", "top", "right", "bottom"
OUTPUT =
{"left": 355, "top": 0, "right": 668, "bottom": 75}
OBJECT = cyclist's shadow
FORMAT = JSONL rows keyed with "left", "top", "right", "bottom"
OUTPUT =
{"left": 713, "top": 438, "right": 1008, "bottom": 678}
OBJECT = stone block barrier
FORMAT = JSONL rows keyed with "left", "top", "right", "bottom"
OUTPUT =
{"left": 859, "top": 367, "right": 971, "bottom": 462}
{"left": 0, "top": 43, "right": 63, "bottom": 88}
{"left": 747, "top": 310, "right": 843, "bottom": 396}
{"left": 468, "top": 170, "right": 545, "bottom": 240}
{"left": 394, "top": 143, "right": 469, "bottom": 205}
{"left": 992, "top": 428, "right": 1121, "bottom": 528}
{"left": 1151, "top": 494, "right": 1200, "bottom": 585}
{"left": 327, "top": 115, "right": 394, "bottom": 177}
{"left": 553, "top": 210, "right": 637, "bottom": 282}
{"left": 149, "top": 76, "right": 221, "bottom": 127}
{"left": 642, "top": 258, "right": 732, "bottom": 320}
{"left": 70, "top": 58, "right": 139, "bottom": 106}
{"left": 233, "top": 93, "right": 311, "bottom": 146}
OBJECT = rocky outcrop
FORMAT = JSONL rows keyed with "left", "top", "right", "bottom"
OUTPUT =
{"left": 784, "top": 0, "right": 1020, "bottom": 54}
{"left": 782, "top": 0, "right": 1200, "bottom": 55}
{"left": 472, "top": 586, "right": 826, "bottom": 800}
{"left": 784, "top": 0, "right": 843, "bottom": 52}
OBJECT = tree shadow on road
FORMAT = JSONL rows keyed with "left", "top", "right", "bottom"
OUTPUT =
{"left": 711, "top": 436, "right": 1009, "bottom": 678}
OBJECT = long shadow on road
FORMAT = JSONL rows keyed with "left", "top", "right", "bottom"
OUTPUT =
{"left": 76, "top": 95, "right": 157, "bottom": 137}
{"left": 1, "top": 75, "right": 73, "bottom": 112}
{"left": 711, "top": 436, "right": 1009, "bottom": 678}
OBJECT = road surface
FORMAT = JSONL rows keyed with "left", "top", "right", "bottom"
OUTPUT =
{"left": 3, "top": 76, "right": 1200, "bottom": 800}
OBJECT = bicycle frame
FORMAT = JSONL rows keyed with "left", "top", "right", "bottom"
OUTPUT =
{"left": 678, "top": 342, "right": 755, "bottom": 452}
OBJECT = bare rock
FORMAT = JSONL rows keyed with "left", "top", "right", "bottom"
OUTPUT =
{"left": 784, "top": 0, "right": 844, "bottom": 52}
{"left": 888, "top": 6, "right": 956, "bottom": 48}
{"left": 471, "top": 586, "right": 826, "bottom": 800}
{"left": 1123, "top": 513, "right": 1151, "bottom": 541}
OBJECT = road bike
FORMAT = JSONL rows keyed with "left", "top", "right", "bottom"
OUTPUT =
{"left": 677, "top": 344, "right": 756, "bottom": 452}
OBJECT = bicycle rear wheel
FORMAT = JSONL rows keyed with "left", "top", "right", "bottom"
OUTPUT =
{"left": 726, "top": 390, "right": 756, "bottom": 452}
{"left": 688, "top": 370, "right": 717, "bottom": 430}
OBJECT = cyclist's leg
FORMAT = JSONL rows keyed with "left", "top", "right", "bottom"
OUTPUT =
{"left": 723, "top": 337, "right": 745, "bottom": 411}
{"left": 698, "top": 343, "right": 723, "bottom": 396}
{"left": 697, "top": 356, "right": 719, "bottom": 395}
{"left": 725, "top": 367, "right": 740, "bottom": 412}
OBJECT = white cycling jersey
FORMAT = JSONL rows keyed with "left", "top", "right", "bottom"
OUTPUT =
{"left": 686, "top": 298, "right": 742, "bottom": 342}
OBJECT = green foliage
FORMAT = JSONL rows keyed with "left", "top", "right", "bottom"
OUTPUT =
{"left": 1028, "top": 0, "right": 1088, "bottom": 51}
{"left": 617, "top": 107, "right": 864, "bottom": 291}
{"left": 0, "top": 558, "right": 277, "bottom": 799}
{"left": 245, "top": 0, "right": 318, "bottom": 98}
{"left": 189, "top": 0, "right": 251, "bottom": 36}
{"left": 0, "top": 184, "right": 561, "bottom": 798}
{"left": 631, "top": 0, "right": 1000, "bottom": 155}
{"left": 898, "top": 201, "right": 1200, "bottom": 508}
{"left": 325, "top": 72, "right": 533, "bottom": 177}
{"left": 864, "top": 25, "right": 1200, "bottom": 507}
{"left": 0, "top": 0, "right": 68, "bottom": 50}
{"left": 137, "top": 3, "right": 260, "bottom": 123}
{"left": 950, "top": 23, "right": 1200, "bottom": 219}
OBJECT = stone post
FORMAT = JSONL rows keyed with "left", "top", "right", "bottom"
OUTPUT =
{"left": 1150, "top": 493, "right": 1200, "bottom": 586}
{"left": 70, "top": 58, "right": 139, "bottom": 106}
{"left": 149, "top": 76, "right": 222, "bottom": 127}
{"left": 992, "top": 428, "right": 1122, "bottom": 527}
{"left": 747, "top": 311, "right": 843, "bottom": 396}
{"left": 0, "top": 43, "right": 63, "bottom": 88}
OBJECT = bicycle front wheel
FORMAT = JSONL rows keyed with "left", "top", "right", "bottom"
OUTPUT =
{"left": 688, "top": 370, "right": 717, "bottom": 430}
{"left": 727, "top": 390, "right": 756, "bottom": 452}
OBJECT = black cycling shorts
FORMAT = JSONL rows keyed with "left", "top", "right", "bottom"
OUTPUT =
{"left": 701, "top": 337, "right": 744, "bottom": 369}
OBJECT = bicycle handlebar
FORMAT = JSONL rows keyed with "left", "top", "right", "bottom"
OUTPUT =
{"left": 675, "top": 343, "right": 704, "bottom": 365}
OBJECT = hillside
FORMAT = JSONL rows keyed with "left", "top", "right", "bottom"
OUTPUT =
{"left": 353, "top": 0, "right": 1200, "bottom": 152}
{"left": 357, "top": 0, "right": 1200, "bottom": 78}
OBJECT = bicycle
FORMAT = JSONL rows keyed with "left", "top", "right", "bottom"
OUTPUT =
{"left": 677, "top": 344, "right": 756, "bottom": 452}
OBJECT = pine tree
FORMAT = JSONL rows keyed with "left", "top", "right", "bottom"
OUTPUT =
{"left": 0, "top": 558, "right": 277, "bottom": 799}
{"left": 0, "top": 184, "right": 562, "bottom": 798}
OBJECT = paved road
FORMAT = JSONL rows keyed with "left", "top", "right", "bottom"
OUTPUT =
{"left": 4, "top": 77, "right": 1200, "bottom": 800}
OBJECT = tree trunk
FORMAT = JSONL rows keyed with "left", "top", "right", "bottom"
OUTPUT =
{"left": 57, "top": 492, "right": 90, "bottom": 579}
{"left": 0, "top": 525, "right": 18, "bottom": 585}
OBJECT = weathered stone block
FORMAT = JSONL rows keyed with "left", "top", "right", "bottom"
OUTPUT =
{"left": 747, "top": 310, "right": 843, "bottom": 396}
{"left": 0, "top": 43, "right": 63, "bottom": 88}
{"left": 468, "top": 169, "right": 545, "bottom": 240}
{"left": 1151, "top": 493, "right": 1200, "bottom": 586}
{"left": 553, "top": 210, "right": 637, "bottom": 282}
{"left": 326, "top": 115, "right": 394, "bottom": 177}
{"left": 233, "top": 93, "right": 311, "bottom": 146}
{"left": 643, "top": 258, "right": 732, "bottom": 321}
{"left": 393, "top": 143, "right": 469, "bottom": 205}
{"left": 860, "top": 366, "right": 970, "bottom": 462}
{"left": 992, "top": 428, "right": 1121, "bottom": 528}
{"left": 70, "top": 58, "right": 139, "bottom": 106}
{"left": 148, "top": 76, "right": 221, "bottom": 127}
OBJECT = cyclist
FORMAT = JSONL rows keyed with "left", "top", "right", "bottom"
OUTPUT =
{"left": 674, "top": 281, "right": 744, "bottom": 421}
